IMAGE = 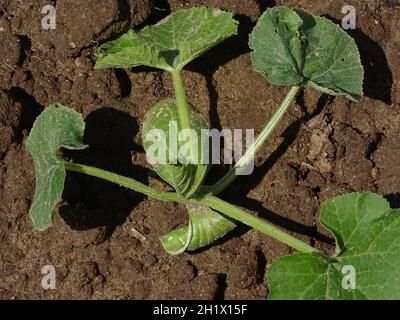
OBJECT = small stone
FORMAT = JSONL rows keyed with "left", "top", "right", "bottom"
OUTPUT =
{"left": 370, "top": 167, "right": 380, "bottom": 180}
{"left": 147, "top": 255, "right": 158, "bottom": 266}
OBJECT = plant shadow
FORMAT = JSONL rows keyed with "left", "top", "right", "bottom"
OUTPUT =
{"left": 232, "top": 196, "right": 334, "bottom": 245}
{"left": 256, "top": 0, "right": 276, "bottom": 12}
{"left": 235, "top": 93, "right": 334, "bottom": 194}
{"left": 60, "top": 107, "right": 147, "bottom": 236}
{"left": 385, "top": 193, "right": 400, "bottom": 209}
{"left": 187, "top": 13, "right": 255, "bottom": 131}
{"left": 145, "top": 0, "right": 171, "bottom": 25}
{"left": 9, "top": 87, "right": 43, "bottom": 136}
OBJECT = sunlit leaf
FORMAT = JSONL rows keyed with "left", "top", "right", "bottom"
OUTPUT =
{"left": 95, "top": 7, "right": 238, "bottom": 71}
{"left": 268, "top": 193, "right": 400, "bottom": 300}
{"left": 250, "top": 7, "right": 364, "bottom": 101}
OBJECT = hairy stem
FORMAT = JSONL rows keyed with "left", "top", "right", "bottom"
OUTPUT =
{"left": 64, "top": 162, "right": 181, "bottom": 202}
{"left": 198, "top": 196, "right": 319, "bottom": 254}
{"left": 210, "top": 86, "right": 300, "bottom": 195}
{"left": 171, "top": 69, "right": 191, "bottom": 131}
{"left": 64, "top": 161, "right": 322, "bottom": 255}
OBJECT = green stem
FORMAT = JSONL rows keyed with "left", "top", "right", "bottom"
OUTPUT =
{"left": 210, "top": 86, "right": 300, "bottom": 195}
{"left": 64, "top": 161, "right": 321, "bottom": 255}
{"left": 64, "top": 162, "right": 181, "bottom": 202}
{"left": 171, "top": 69, "right": 191, "bottom": 131}
{"left": 199, "top": 196, "right": 319, "bottom": 254}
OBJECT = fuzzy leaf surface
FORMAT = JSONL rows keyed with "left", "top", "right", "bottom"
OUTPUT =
{"left": 95, "top": 7, "right": 238, "bottom": 71}
{"left": 26, "top": 104, "right": 87, "bottom": 231}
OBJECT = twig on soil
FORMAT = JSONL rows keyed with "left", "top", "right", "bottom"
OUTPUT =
{"left": 130, "top": 227, "right": 147, "bottom": 242}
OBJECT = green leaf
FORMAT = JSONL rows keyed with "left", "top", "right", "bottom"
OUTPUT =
{"left": 249, "top": 7, "right": 364, "bottom": 101}
{"left": 26, "top": 104, "right": 87, "bottom": 231}
{"left": 160, "top": 204, "right": 236, "bottom": 255}
{"left": 268, "top": 193, "right": 400, "bottom": 300}
{"left": 142, "top": 99, "right": 209, "bottom": 198}
{"left": 95, "top": 7, "right": 238, "bottom": 71}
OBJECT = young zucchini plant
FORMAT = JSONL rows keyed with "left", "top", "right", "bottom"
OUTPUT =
{"left": 26, "top": 7, "right": 400, "bottom": 299}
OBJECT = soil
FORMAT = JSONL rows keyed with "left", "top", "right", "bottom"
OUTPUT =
{"left": 0, "top": 0, "right": 399, "bottom": 300}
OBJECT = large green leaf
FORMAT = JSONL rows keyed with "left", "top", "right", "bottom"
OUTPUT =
{"left": 95, "top": 7, "right": 238, "bottom": 71}
{"left": 142, "top": 99, "right": 209, "bottom": 198}
{"left": 249, "top": 7, "right": 364, "bottom": 101}
{"left": 160, "top": 204, "right": 236, "bottom": 255}
{"left": 268, "top": 193, "right": 400, "bottom": 300}
{"left": 26, "top": 104, "right": 87, "bottom": 231}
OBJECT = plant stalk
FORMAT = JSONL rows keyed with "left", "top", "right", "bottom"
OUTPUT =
{"left": 210, "top": 86, "right": 300, "bottom": 195}
{"left": 64, "top": 161, "right": 321, "bottom": 255}
{"left": 171, "top": 69, "right": 191, "bottom": 131}
{"left": 64, "top": 162, "right": 181, "bottom": 202}
{"left": 198, "top": 196, "right": 319, "bottom": 254}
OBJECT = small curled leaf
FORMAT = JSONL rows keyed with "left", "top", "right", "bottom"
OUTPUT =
{"left": 160, "top": 204, "right": 236, "bottom": 255}
{"left": 26, "top": 104, "right": 87, "bottom": 231}
{"left": 142, "top": 99, "right": 209, "bottom": 198}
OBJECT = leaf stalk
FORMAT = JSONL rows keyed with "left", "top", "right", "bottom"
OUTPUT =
{"left": 64, "top": 162, "right": 181, "bottom": 202}
{"left": 171, "top": 69, "right": 191, "bottom": 131}
{"left": 210, "top": 86, "right": 300, "bottom": 195}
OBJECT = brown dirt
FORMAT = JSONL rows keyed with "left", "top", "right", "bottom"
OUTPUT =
{"left": 0, "top": 0, "right": 399, "bottom": 300}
